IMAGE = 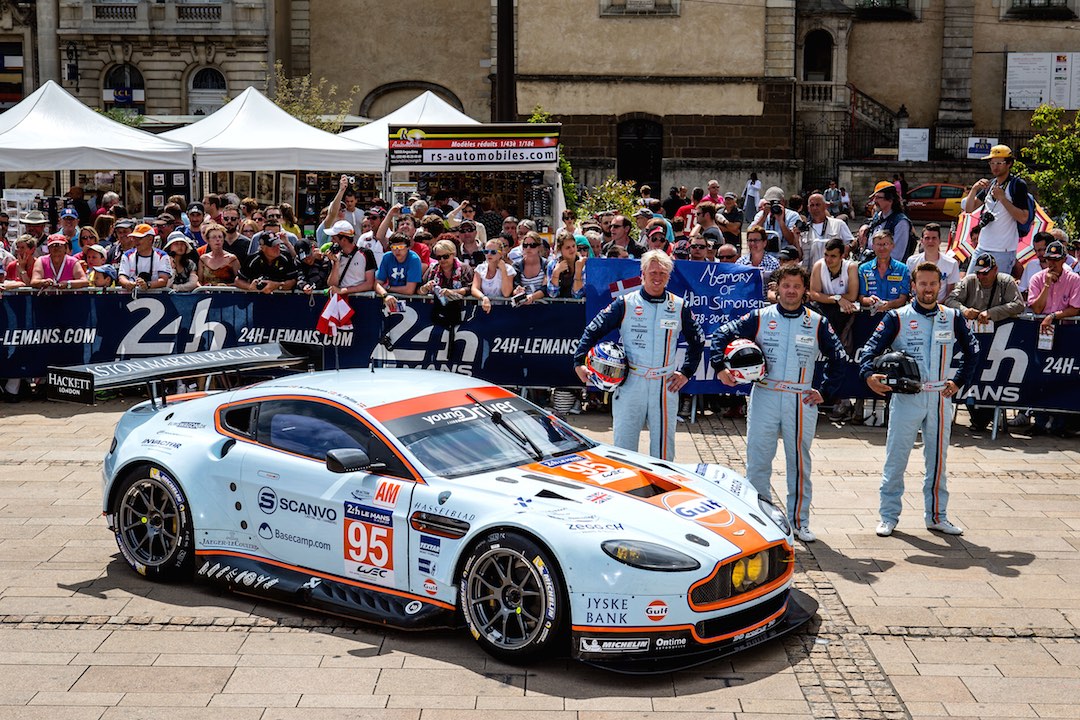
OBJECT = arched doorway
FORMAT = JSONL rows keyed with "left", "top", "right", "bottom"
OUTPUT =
{"left": 803, "top": 29, "right": 834, "bottom": 82}
{"left": 103, "top": 63, "right": 145, "bottom": 113}
{"left": 188, "top": 67, "right": 227, "bottom": 116}
{"left": 616, "top": 119, "right": 663, "bottom": 195}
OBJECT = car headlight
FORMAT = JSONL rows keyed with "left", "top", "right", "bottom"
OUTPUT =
{"left": 602, "top": 540, "right": 701, "bottom": 572}
{"left": 731, "top": 550, "right": 771, "bottom": 592}
{"left": 758, "top": 495, "right": 791, "bottom": 536}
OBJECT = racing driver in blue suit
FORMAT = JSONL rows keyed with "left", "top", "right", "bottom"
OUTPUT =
{"left": 574, "top": 250, "right": 705, "bottom": 461}
{"left": 860, "top": 261, "right": 980, "bottom": 538}
{"left": 710, "top": 264, "right": 850, "bottom": 543}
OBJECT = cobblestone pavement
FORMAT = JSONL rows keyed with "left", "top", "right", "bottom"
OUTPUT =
{"left": 0, "top": 398, "right": 1077, "bottom": 719}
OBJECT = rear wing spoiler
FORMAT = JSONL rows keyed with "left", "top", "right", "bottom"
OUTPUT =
{"left": 47, "top": 343, "right": 305, "bottom": 406}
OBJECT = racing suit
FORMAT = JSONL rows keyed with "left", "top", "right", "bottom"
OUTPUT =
{"left": 574, "top": 288, "right": 705, "bottom": 460}
{"left": 859, "top": 302, "right": 979, "bottom": 526}
{"left": 710, "top": 304, "right": 848, "bottom": 530}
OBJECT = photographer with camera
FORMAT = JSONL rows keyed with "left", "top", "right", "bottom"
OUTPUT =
{"left": 295, "top": 239, "right": 333, "bottom": 294}
{"left": 324, "top": 219, "right": 375, "bottom": 296}
{"left": 860, "top": 262, "right": 979, "bottom": 538}
{"left": 236, "top": 231, "right": 299, "bottom": 294}
{"left": 748, "top": 186, "right": 799, "bottom": 256}
{"left": 961, "top": 145, "right": 1032, "bottom": 275}
{"left": 800, "top": 193, "right": 853, "bottom": 269}
{"left": 118, "top": 224, "right": 171, "bottom": 291}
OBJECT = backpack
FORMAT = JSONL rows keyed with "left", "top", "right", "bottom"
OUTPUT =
{"left": 1006, "top": 176, "right": 1036, "bottom": 238}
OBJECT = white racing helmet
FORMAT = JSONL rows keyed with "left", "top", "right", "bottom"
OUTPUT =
{"left": 585, "top": 341, "right": 627, "bottom": 392}
{"left": 723, "top": 339, "right": 766, "bottom": 383}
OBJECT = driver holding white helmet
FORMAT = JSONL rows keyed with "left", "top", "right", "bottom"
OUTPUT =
{"left": 709, "top": 265, "right": 849, "bottom": 543}
{"left": 573, "top": 250, "right": 705, "bottom": 461}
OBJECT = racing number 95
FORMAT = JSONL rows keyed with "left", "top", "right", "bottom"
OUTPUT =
{"left": 345, "top": 520, "right": 393, "bottom": 569}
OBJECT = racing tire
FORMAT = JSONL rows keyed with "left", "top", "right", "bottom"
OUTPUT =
{"left": 112, "top": 465, "right": 195, "bottom": 582}
{"left": 460, "top": 530, "right": 567, "bottom": 663}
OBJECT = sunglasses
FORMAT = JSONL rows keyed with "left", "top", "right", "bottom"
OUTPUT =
{"left": 690, "top": 244, "right": 708, "bottom": 250}
{"left": 223, "top": 216, "right": 239, "bottom": 222}
{"left": 266, "top": 214, "right": 281, "bottom": 219}
{"left": 389, "top": 244, "right": 408, "bottom": 250}
{"left": 80, "top": 235, "right": 96, "bottom": 240}
{"left": 649, "top": 235, "right": 666, "bottom": 242}
{"left": 0, "top": 221, "right": 9, "bottom": 226}
{"left": 252, "top": 215, "right": 265, "bottom": 221}
{"left": 484, "top": 249, "right": 500, "bottom": 255}
{"left": 435, "top": 253, "right": 453, "bottom": 261}
{"left": 522, "top": 242, "right": 540, "bottom": 248}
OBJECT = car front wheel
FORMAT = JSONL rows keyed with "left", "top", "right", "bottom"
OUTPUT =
{"left": 113, "top": 465, "right": 194, "bottom": 581}
{"left": 460, "top": 531, "right": 566, "bottom": 663}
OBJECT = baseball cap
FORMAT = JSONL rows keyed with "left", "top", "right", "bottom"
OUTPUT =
{"left": 763, "top": 186, "right": 785, "bottom": 203}
{"left": 778, "top": 246, "right": 800, "bottom": 261}
{"left": 458, "top": 220, "right": 476, "bottom": 231}
{"left": 84, "top": 243, "right": 108, "bottom": 258}
{"left": 325, "top": 220, "right": 355, "bottom": 237}
{"left": 59, "top": 207, "right": 79, "bottom": 220}
{"left": 1044, "top": 241, "right": 1067, "bottom": 260}
{"left": 21, "top": 210, "right": 48, "bottom": 225}
{"left": 724, "top": 192, "right": 737, "bottom": 200}
{"left": 46, "top": 233, "right": 68, "bottom": 247}
{"left": 365, "top": 207, "right": 386, "bottom": 218}
{"left": 154, "top": 213, "right": 176, "bottom": 225}
{"left": 972, "top": 254, "right": 997, "bottom": 273}
{"left": 165, "top": 232, "right": 193, "bottom": 251}
{"left": 646, "top": 226, "right": 667, "bottom": 240}
{"left": 633, "top": 207, "right": 653, "bottom": 219}
{"left": 295, "top": 239, "right": 313, "bottom": 260}
{"left": 187, "top": 202, "right": 205, "bottom": 215}
{"left": 92, "top": 265, "right": 118, "bottom": 280}
{"left": 981, "top": 144, "right": 1013, "bottom": 161}
{"left": 114, "top": 218, "right": 136, "bottom": 229}
{"left": 869, "top": 180, "right": 894, "bottom": 197}
{"left": 130, "top": 223, "right": 155, "bottom": 238}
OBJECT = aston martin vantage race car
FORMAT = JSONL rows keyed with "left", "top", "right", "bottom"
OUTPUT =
{"left": 81, "top": 350, "right": 814, "bottom": 670}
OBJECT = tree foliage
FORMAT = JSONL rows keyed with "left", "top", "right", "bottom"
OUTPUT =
{"left": 527, "top": 105, "right": 578, "bottom": 210}
{"left": 577, "top": 177, "right": 642, "bottom": 239}
{"left": 96, "top": 108, "right": 144, "bottom": 128}
{"left": 264, "top": 61, "right": 358, "bottom": 133}
{"left": 1016, "top": 104, "right": 1080, "bottom": 237}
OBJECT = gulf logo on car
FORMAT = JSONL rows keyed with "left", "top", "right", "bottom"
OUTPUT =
{"left": 645, "top": 600, "right": 668, "bottom": 622}
{"left": 661, "top": 491, "right": 735, "bottom": 528}
{"left": 424, "top": 578, "right": 438, "bottom": 595}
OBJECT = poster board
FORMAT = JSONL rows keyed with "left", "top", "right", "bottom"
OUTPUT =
{"left": 1006, "top": 52, "right": 1080, "bottom": 110}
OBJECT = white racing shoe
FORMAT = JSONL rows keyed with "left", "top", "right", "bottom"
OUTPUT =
{"left": 927, "top": 519, "right": 964, "bottom": 535}
{"left": 795, "top": 526, "right": 816, "bottom": 543}
{"left": 875, "top": 520, "right": 896, "bottom": 537}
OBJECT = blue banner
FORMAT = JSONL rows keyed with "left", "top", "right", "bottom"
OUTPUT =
{"left": 583, "top": 259, "right": 766, "bottom": 392}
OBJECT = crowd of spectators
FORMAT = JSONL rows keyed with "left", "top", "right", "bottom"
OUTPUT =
{"left": 2, "top": 174, "right": 1075, "bottom": 431}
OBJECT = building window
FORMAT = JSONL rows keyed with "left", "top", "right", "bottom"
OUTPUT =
{"left": 600, "top": 0, "right": 681, "bottom": 17}
{"left": 803, "top": 30, "right": 834, "bottom": 82}
{"left": 103, "top": 63, "right": 145, "bottom": 113}
{"left": 188, "top": 67, "right": 227, "bottom": 115}
{"left": 0, "top": 41, "right": 26, "bottom": 111}
{"left": 1006, "top": 0, "right": 1076, "bottom": 19}
{"left": 853, "top": 0, "right": 917, "bottom": 20}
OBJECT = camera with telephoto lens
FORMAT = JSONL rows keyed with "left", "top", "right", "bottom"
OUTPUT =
{"left": 770, "top": 201, "right": 783, "bottom": 216}
{"left": 976, "top": 210, "right": 995, "bottom": 229}
{"left": 794, "top": 219, "right": 809, "bottom": 232}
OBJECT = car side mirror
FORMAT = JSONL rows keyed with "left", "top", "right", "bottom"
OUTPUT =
{"left": 326, "top": 448, "right": 385, "bottom": 473}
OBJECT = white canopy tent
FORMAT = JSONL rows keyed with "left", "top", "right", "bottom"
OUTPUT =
{"left": 0, "top": 80, "right": 194, "bottom": 170}
{"left": 339, "top": 91, "right": 479, "bottom": 158}
{"left": 161, "top": 86, "right": 383, "bottom": 171}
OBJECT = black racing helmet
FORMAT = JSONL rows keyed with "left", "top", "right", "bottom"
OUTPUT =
{"left": 871, "top": 351, "right": 922, "bottom": 394}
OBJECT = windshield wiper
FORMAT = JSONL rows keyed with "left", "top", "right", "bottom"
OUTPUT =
{"left": 466, "top": 392, "right": 543, "bottom": 461}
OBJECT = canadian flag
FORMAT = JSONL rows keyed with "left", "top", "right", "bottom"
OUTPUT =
{"left": 316, "top": 293, "right": 355, "bottom": 336}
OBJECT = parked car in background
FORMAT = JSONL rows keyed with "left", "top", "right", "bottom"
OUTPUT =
{"left": 904, "top": 183, "right": 967, "bottom": 223}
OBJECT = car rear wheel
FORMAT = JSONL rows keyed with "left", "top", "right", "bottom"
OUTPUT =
{"left": 460, "top": 531, "right": 565, "bottom": 663}
{"left": 113, "top": 465, "right": 194, "bottom": 581}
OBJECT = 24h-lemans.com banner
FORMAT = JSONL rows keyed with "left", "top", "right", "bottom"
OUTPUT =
{"left": 1, "top": 289, "right": 1076, "bottom": 410}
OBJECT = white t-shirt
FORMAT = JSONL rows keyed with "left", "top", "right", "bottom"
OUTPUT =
{"left": 119, "top": 248, "right": 173, "bottom": 282}
{"left": 800, "top": 216, "right": 854, "bottom": 268}
{"left": 907, "top": 252, "right": 960, "bottom": 301}
{"left": 475, "top": 261, "right": 516, "bottom": 298}
{"left": 961, "top": 179, "right": 1021, "bottom": 253}
{"left": 356, "top": 230, "right": 384, "bottom": 268}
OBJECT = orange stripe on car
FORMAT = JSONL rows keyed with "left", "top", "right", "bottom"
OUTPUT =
{"left": 367, "top": 386, "right": 517, "bottom": 422}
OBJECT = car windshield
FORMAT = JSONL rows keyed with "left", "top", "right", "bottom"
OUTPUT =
{"left": 384, "top": 396, "right": 593, "bottom": 478}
